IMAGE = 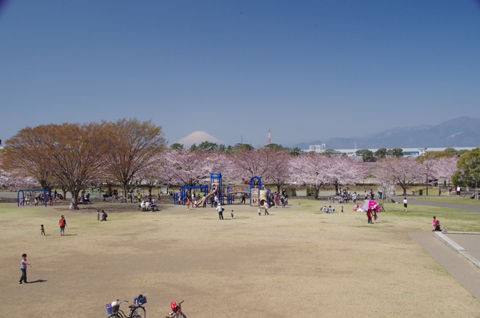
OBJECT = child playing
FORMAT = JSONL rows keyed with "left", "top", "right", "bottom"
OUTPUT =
{"left": 19, "top": 253, "right": 31, "bottom": 284}
{"left": 40, "top": 224, "right": 45, "bottom": 236}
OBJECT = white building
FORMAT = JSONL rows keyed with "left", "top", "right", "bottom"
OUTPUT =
{"left": 305, "top": 146, "right": 476, "bottom": 157}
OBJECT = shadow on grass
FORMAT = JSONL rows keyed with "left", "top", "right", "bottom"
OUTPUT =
{"left": 28, "top": 279, "right": 47, "bottom": 284}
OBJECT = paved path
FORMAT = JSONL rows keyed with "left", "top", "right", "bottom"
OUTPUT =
{"left": 410, "top": 231, "right": 480, "bottom": 299}
{"left": 408, "top": 197, "right": 480, "bottom": 213}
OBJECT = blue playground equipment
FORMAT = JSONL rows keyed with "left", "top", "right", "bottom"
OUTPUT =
{"left": 210, "top": 173, "right": 223, "bottom": 204}
{"left": 17, "top": 189, "right": 49, "bottom": 207}
{"left": 174, "top": 185, "right": 209, "bottom": 205}
{"left": 249, "top": 176, "right": 262, "bottom": 206}
{"left": 173, "top": 173, "right": 235, "bottom": 205}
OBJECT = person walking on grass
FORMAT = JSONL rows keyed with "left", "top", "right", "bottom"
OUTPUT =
{"left": 403, "top": 197, "right": 408, "bottom": 212}
{"left": 19, "top": 253, "right": 31, "bottom": 284}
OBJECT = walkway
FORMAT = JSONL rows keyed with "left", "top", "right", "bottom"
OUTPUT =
{"left": 411, "top": 231, "right": 480, "bottom": 299}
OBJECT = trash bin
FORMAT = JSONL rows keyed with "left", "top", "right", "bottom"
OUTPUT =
{"left": 418, "top": 189, "right": 423, "bottom": 196}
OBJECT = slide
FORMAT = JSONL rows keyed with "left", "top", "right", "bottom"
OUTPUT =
{"left": 197, "top": 189, "right": 217, "bottom": 207}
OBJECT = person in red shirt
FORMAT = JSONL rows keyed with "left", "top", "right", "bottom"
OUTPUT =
{"left": 59, "top": 215, "right": 67, "bottom": 236}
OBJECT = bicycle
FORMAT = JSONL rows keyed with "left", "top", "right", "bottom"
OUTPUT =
{"left": 106, "top": 294, "right": 147, "bottom": 318}
{"left": 166, "top": 300, "right": 187, "bottom": 318}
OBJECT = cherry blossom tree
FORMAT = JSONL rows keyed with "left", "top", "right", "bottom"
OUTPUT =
{"left": 160, "top": 149, "right": 213, "bottom": 186}
{"left": 326, "top": 157, "right": 368, "bottom": 194}
{"left": 0, "top": 155, "right": 40, "bottom": 190}
{"left": 229, "top": 148, "right": 270, "bottom": 180}
{"left": 289, "top": 153, "right": 331, "bottom": 199}
{"left": 263, "top": 149, "right": 292, "bottom": 193}
{"left": 374, "top": 157, "right": 423, "bottom": 196}
{"left": 430, "top": 157, "right": 458, "bottom": 185}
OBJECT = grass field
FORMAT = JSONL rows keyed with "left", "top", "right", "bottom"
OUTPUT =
{"left": 1, "top": 199, "right": 479, "bottom": 318}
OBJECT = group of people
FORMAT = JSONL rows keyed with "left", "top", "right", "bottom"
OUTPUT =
{"left": 20, "top": 191, "right": 60, "bottom": 207}
{"left": 97, "top": 209, "right": 108, "bottom": 221}
{"left": 320, "top": 205, "right": 336, "bottom": 213}
{"left": 215, "top": 203, "right": 234, "bottom": 220}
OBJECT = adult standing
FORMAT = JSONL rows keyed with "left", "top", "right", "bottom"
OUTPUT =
{"left": 19, "top": 253, "right": 31, "bottom": 284}
{"left": 216, "top": 203, "right": 224, "bottom": 220}
{"left": 403, "top": 197, "right": 408, "bottom": 212}
{"left": 59, "top": 215, "right": 67, "bottom": 236}
{"left": 263, "top": 201, "right": 269, "bottom": 215}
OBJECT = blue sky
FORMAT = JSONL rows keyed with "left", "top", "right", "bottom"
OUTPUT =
{"left": 1, "top": 0, "right": 479, "bottom": 147}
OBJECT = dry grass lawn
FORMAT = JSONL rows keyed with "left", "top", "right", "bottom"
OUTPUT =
{"left": 1, "top": 200, "right": 479, "bottom": 318}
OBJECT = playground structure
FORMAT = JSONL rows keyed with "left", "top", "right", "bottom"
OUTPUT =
{"left": 249, "top": 176, "right": 269, "bottom": 206}
{"left": 17, "top": 189, "right": 49, "bottom": 207}
{"left": 173, "top": 173, "right": 236, "bottom": 206}
{"left": 173, "top": 174, "right": 269, "bottom": 207}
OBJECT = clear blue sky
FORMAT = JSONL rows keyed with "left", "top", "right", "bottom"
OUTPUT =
{"left": 1, "top": 0, "right": 479, "bottom": 147}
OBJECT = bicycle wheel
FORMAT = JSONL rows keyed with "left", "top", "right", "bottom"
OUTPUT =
{"left": 108, "top": 314, "right": 122, "bottom": 318}
{"left": 131, "top": 306, "right": 146, "bottom": 318}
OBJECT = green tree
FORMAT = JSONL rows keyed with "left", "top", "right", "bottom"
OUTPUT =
{"left": 356, "top": 149, "right": 374, "bottom": 162}
{"left": 265, "top": 143, "right": 285, "bottom": 150}
{"left": 374, "top": 147, "right": 387, "bottom": 159}
{"left": 289, "top": 147, "right": 302, "bottom": 156}
{"left": 323, "top": 149, "right": 338, "bottom": 156}
{"left": 232, "top": 143, "right": 254, "bottom": 152}
{"left": 170, "top": 143, "right": 184, "bottom": 150}
{"left": 189, "top": 144, "right": 198, "bottom": 151}
{"left": 389, "top": 148, "right": 404, "bottom": 157}
{"left": 197, "top": 141, "right": 219, "bottom": 151}
{"left": 452, "top": 148, "right": 480, "bottom": 188}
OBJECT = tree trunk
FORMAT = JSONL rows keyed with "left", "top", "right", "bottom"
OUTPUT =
{"left": 69, "top": 189, "right": 80, "bottom": 210}
{"left": 314, "top": 186, "right": 320, "bottom": 199}
{"left": 123, "top": 184, "right": 128, "bottom": 200}
{"left": 69, "top": 197, "right": 79, "bottom": 210}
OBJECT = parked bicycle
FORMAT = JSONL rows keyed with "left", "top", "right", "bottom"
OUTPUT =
{"left": 106, "top": 294, "right": 147, "bottom": 318}
{"left": 166, "top": 300, "right": 187, "bottom": 318}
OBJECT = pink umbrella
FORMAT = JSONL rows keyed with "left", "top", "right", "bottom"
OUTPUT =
{"left": 362, "top": 199, "right": 381, "bottom": 212}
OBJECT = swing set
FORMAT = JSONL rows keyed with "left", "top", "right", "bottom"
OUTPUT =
{"left": 17, "top": 189, "right": 50, "bottom": 207}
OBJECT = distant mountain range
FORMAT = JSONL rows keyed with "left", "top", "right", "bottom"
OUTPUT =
{"left": 296, "top": 116, "right": 480, "bottom": 149}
